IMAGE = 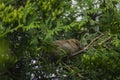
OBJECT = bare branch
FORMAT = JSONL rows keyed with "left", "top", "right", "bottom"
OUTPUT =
{"left": 98, "top": 37, "right": 112, "bottom": 46}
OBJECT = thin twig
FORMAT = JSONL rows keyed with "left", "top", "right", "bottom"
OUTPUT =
{"left": 98, "top": 37, "right": 112, "bottom": 46}
{"left": 62, "top": 62, "right": 83, "bottom": 78}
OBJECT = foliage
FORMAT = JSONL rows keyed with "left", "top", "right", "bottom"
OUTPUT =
{"left": 0, "top": 0, "right": 120, "bottom": 80}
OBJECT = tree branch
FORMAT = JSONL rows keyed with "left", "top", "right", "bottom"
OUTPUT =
{"left": 98, "top": 37, "right": 112, "bottom": 46}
